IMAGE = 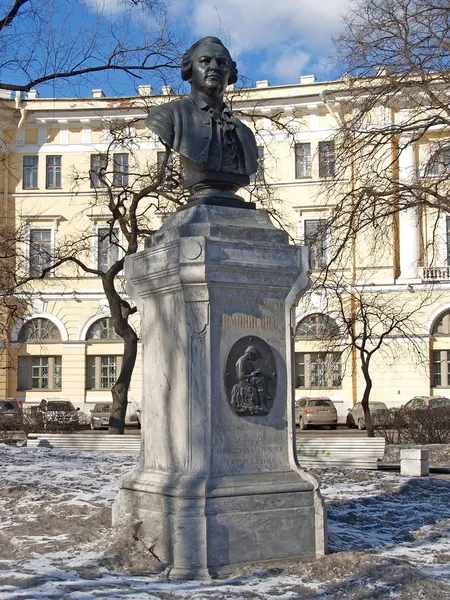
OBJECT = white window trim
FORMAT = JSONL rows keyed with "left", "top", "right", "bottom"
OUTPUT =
{"left": 11, "top": 312, "right": 68, "bottom": 343}
{"left": 296, "top": 208, "right": 332, "bottom": 268}
{"left": 91, "top": 221, "right": 124, "bottom": 272}
{"left": 23, "top": 218, "right": 59, "bottom": 278}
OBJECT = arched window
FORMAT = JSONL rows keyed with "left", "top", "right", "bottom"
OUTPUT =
{"left": 18, "top": 318, "right": 61, "bottom": 342}
{"left": 431, "top": 311, "right": 450, "bottom": 336}
{"left": 295, "top": 314, "right": 340, "bottom": 340}
{"left": 86, "top": 317, "right": 120, "bottom": 340}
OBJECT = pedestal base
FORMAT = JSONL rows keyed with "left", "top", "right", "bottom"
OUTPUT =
{"left": 113, "top": 470, "right": 323, "bottom": 579}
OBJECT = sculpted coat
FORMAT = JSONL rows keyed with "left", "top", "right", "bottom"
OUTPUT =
{"left": 147, "top": 94, "right": 258, "bottom": 176}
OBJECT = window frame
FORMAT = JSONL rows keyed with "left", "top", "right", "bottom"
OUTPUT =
{"left": 303, "top": 219, "right": 329, "bottom": 270}
{"left": 17, "top": 355, "right": 62, "bottom": 391}
{"left": 426, "top": 146, "right": 450, "bottom": 177}
{"left": 251, "top": 146, "right": 265, "bottom": 182}
{"left": 157, "top": 150, "right": 176, "bottom": 188}
{"left": 431, "top": 349, "right": 450, "bottom": 387}
{"left": 113, "top": 153, "right": 129, "bottom": 187}
{"left": 27, "top": 227, "right": 54, "bottom": 278}
{"left": 295, "top": 352, "right": 342, "bottom": 389}
{"left": 45, "top": 155, "right": 62, "bottom": 189}
{"left": 90, "top": 153, "right": 108, "bottom": 188}
{"left": 23, "top": 156, "right": 38, "bottom": 189}
{"left": 18, "top": 317, "right": 61, "bottom": 342}
{"left": 86, "top": 355, "right": 123, "bottom": 390}
{"left": 295, "top": 143, "right": 312, "bottom": 178}
{"left": 318, "top": 141, "right": 335, "bottom": 178}
{"left": 95, "top": 225, "right": 120, "bottom": 272}
{"left": 86, "top": 317, "right": 120, "bottom": 340}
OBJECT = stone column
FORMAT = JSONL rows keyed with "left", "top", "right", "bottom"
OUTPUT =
{"left": 397, "top": 133, "right": 420, "bottom": 281}
{"left": 113, "top": 204, "right": 327, "bottom": 578}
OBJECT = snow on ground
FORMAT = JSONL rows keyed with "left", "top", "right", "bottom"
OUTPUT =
{"left": 1, "top": 447, "right": 450, "bottom": 599}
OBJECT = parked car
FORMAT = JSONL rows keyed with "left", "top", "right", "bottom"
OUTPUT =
{"left": 38, "top": 399, "right": 80, "bottom": 428}
{"left": 295, "top": 397, "right": 338, "bottom": 430}
{"left": 0, "top": 399, "right": 22, "bottom": 428}
{"left": 90, "top": 401, "right": 141, "bottom": 430}
{"left": 346, "top": 401, "right": 388, "bottom": 430}
{"left": 403, "top": 395, "right": 450, "bottom": 410}
{"left": 90, "top": 403, "right": 112, "bottom": 429}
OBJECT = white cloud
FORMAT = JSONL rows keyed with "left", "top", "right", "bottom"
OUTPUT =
{"left": 170, "top": 0, "right": 349, "bottom": 81}
{"left": 261, "top": 48, "right": 311, "bottom": 82}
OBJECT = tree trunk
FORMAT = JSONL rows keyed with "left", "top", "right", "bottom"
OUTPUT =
{"left": 360, "top": 361, "right": 374, "bottom": 437}
{"left": 109, "top": 327, "right": 138, "bottom": 434}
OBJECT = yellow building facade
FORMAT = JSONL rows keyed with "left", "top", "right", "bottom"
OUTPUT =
{"left": 1, "top": 77, "right": 449, "bottom": 421}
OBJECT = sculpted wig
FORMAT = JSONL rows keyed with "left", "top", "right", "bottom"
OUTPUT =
{"left": 181, "top": 37, "right": 238, "bottom": 86}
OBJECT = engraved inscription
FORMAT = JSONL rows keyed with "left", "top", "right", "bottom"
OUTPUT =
{"left": 221, "top": 314, "right": 279, "bottom": 329}
{"left": 213, "top": 296, "right": 284, "bottom": 309}
{"left": 214, "top": 422, "right": 287, "bottom": 470}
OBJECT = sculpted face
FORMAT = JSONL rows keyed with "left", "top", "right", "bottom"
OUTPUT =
{"left": 189, "top": 41, "right": 231, "bottom": 99}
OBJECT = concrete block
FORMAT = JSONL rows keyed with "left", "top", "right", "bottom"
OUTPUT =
{"left": 401, "top": 448, "right": 429, "bottom": 477}
{"left": 401, "top": 448, "right": 429, "bottom": 461}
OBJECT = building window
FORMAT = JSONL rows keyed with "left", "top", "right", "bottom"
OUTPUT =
{"left": 17, "top": 356, "right": 62, "bottom": 390}
{"left": 28, "top": 229, "right": 52, "bottom": 277}
{"left": 18, "top": 318, "right": 61, "bottom": 342}
{"left": 113, "top": 153, "right": 129, "bottom": 186}
{"left": 431, "top": 350, "right": 450, "bottom": 387}
{"left": 427, "top": 147, "right": 450, "bottom": 177}
{"left": 157, "top": 150, "right": 175, "bottom": 187}
{"left": 295, "top": 314, "right": 340, "bottom": 340}
{"left": 295, "top": 143, "right": 311, "bottom": 178}
{"left": 23, "top": 156, "right": 38, "bottom": 189}
{"left": 318, "top": 141, "right": 335, "bottom": 178}
{"left": 251, "top": 146, "right": 265, "bottom": 182}
{"left": 304, "top": 220, "right": 328, "bottom": 269}
{"left": 46, "top": 156, "right": 61, "bottom": 188}
{"left": 86, "top": 317, "right": 120, "bottom": 340}
{"left": 86, "top": 355, "right": 122, "bottom": 389}
{"left": 90, "top": 154, "right": 108, "bottom": 188}
{"left": 97, "top": 227, "right": 119, "bottom": 271}
{"left": 295, "top": 352, "right": 341, "bottom": 388}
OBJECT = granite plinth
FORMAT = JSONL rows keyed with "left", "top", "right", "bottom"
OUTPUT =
{"left": 113, "top": 204, "right": 327, "bottom": 578}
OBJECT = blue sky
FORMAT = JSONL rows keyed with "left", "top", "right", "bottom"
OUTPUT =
{"left": 169, "top": 0, "right": 350, "bottom": 85}
{"left": 6, "top": 0, "right": 351, "bottom": 98}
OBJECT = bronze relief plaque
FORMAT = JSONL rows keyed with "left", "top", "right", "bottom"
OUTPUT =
{"left": 225, "top": 336, "right": 277, "bottom": 417}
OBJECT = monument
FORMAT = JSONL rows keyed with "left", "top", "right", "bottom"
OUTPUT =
{"left": 112, "top": 36, "right": 327, "bottom": 578}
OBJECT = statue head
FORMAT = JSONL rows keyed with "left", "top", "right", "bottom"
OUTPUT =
{"left": 245, "top": 345, "right": 262, "bottom": 360}
{"left": 181, "top": 37, "right": 238, "bottom": 96}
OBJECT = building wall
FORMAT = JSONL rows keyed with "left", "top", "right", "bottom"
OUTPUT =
{"left": 1, "top": 79, "right": 450, "bottom": 417}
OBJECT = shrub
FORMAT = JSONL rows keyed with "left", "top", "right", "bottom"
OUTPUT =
{"left": 0, "top": 407, "right": 86, "bottom": 435}
{"left": 373, "top": 407, "right": 450, "bottom": 444}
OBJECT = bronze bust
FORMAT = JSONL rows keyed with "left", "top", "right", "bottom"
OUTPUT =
{"left": 146, "top": 36, "right": 258, "bottom": 207}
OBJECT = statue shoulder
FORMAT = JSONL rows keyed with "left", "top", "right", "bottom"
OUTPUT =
{"left": 146, "top": 99, "right": 193, "bottom": 147}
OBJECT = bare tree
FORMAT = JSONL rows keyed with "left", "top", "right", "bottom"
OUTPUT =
{"left": 293, "top": 0, "right": 450, "bottom": 434}
{"left": 320, "top": 0, "right": 450, "bottom": 257}
{"left": 33, "top": 117, "right": 185, "bottom": 433}
{"left": 0, "top": 0, "right": 180, "bottom": 94}
{"left": 297, "top": 271, "right": 436, "bottom": 437}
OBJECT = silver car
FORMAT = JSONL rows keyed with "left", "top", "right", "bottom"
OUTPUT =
{"left": 346, "top": 401, "right": 388, "bottom": 430}
{"left": 403, "top": 395, "right": 450, "bottom": 410}
{"left": 90, "top": 403, "right": 112, "bottom": 429}
{"left": 295, "top": 397, "right": 338, "bottom": 430}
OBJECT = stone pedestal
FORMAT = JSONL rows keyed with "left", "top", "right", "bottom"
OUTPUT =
{"left": 401, "top": 448, "right": 429, "bottom": 477}
{"left": 112, "top": 204, "right": 327, "bottom": 578}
